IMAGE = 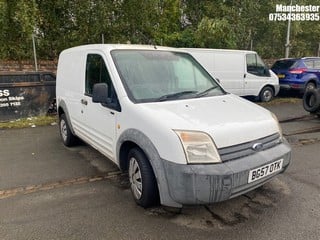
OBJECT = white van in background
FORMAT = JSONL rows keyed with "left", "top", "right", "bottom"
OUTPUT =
{"left": 182, "top": 48, "right": 279, "bottom": 102}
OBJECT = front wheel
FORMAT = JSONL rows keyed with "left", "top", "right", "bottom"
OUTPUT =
{"left": 259, "top": 86, "right": 274, "bottom": 102}
{"left": 128, "top": 148, "right": 159, "bottom": 208}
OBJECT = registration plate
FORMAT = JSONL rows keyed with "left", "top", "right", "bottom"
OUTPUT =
{"left": 277, "top": 74, "right": 285, "bottom": 78}
{"left": 248, "top": 159, "right": 283, "bottom": 183}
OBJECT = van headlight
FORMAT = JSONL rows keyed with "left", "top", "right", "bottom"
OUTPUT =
{"left": 271, "top": 113, "right": 283, "bottom": 141}
{"left": 174, "top": 130, "right": 221, "bottom": 164}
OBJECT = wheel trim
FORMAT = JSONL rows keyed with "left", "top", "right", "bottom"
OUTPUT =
{"left": 306, "top": 83, "right": 315, "bottom": 91}
{"left": 263, "top": 90, "right": 272, "bottom": 101}
{"left": 129, "top": 157, "right": 142, "bottom": 200}
{"left": 60, "top": 119, "right": 68, "bottom": 142}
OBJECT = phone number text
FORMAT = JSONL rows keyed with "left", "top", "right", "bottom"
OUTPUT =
{"left": 269, "top": 13, "right": 319, "bottom": 21}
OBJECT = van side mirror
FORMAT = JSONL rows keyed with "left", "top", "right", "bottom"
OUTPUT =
{"left": 92, "top": 83, "right": 121, "bottom": 111}
{"left": 92, "top": 83, "right": 110, "bottom": 104}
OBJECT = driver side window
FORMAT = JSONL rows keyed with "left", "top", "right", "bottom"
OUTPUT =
{"left": 85, "top": 54, "right": 120, "bottom": 110}
{"left": 85, "top": 54, "right": 113, "bottom": 96}
{"left": 246, "top": 54, "right": 270, "bottom": 77}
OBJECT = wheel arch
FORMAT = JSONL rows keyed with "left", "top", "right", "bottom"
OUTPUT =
{"left": 117, "top": 129, "right": 161, "bottom": 173}
{"left": 116, "top": 128, "right": 182, "bottom": 208}
{"left": 57, "top": 100, "right": 75, "bottom": 135}
{"left": 260, "top": 84, "right": 275, "bottom": 94}
{"left": 259, "top": 84, "right": 275, "bottom": 102}
{"left": 304, "top": 78, "right": 318, "bottom": 89}
{"left": 118, "top": 140, "right": 140, "bottom": 171}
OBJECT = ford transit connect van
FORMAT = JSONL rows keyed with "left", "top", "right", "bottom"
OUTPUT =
{"left": 182, "top": 48, "right": 280, "bottom": 102}
{"left": 56, "top": 44, "right": 291, "bottom": 208}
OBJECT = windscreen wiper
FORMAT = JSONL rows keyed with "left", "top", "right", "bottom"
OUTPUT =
{"left": 196, "top": 86, "right": 218, "bottom": 98}
{"left": 157, "top": 91, "right": 197, "bottom": 101}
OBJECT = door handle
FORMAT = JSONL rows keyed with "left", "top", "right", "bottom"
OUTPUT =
{"left": 81, "top": 99, "right": 88, "bottom": 105}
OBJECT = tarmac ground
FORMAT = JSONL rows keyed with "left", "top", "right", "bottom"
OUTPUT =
{"left": 0, "top": 99, "right": 319, "bottom": 240}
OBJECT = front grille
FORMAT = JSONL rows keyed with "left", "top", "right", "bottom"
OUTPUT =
{"left": 218, "top": 133, "right": 281, "bottom": 162}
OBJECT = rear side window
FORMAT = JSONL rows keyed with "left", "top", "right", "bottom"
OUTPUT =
{"left": 303, "top": 59, "right": 320, "bottom": 69}
{"left": 271, "top": 60, "right": 297, "bottom": 70}
{"left": 85, "top": 54, "right": 112, "bottom": 95}
{"left": 304, "top": 60, "right": 314, "bottom": 69}
{"left": 314, "top": 60, "right": 320, "bottom": 69}
{"left": 246, "top": 54, "right": 270, "bottom": 77}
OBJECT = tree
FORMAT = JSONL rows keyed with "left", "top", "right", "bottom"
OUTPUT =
{"left": 35, "top": 0, "right": 75, "bottom": 59}
{"left": 0, "top": 0, "right": 38, "bottom": 60}
{"left": 195, "top": 17, "right": 236, "bottom": 48}
{"left": 1, "top": 0, "right": 320, "bottom": 60}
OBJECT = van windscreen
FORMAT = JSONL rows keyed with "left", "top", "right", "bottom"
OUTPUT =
{"left": 111, "top": 50, "right": 224, "bottom": 103}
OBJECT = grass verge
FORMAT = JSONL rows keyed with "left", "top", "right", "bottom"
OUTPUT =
{"left": 0, "top": 115, "right": 58, "bottom": 129}
{"left": 258, "top": 97, "right": 301, "bottom": 106}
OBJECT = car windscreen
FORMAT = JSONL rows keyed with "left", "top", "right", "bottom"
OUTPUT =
{"left": 111, "top": 50, "right": 225, "bottom": 103}
{"left": 271, "top": 60, "right": 297, "bottom": 70}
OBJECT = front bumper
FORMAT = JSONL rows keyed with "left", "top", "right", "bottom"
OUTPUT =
{"left": 161, "top": 140, "right": 291, "bottom": 206}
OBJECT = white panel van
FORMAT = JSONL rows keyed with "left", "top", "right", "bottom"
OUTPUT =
{"left": 182, "top": 48, "right": 280, "bottom": 102}
{"left": 56, "top": 44, "right": 291, "bottom": 208}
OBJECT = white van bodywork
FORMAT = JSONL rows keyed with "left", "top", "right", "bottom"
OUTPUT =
{"left": 56, "top": 44, "right": 291, "bottom": 208}
{"left": 182, "top": 48, "right": 280, "bottom": 102}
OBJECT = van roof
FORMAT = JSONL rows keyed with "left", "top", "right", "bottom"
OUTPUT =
{"left": 61, "top": 44, "right": 183, "bottom": 55}
{"left": 274, "top": 57, "right": 320, "bottom": 61}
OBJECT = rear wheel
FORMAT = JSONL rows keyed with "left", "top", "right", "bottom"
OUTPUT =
{"left": 59, "top": 114, "right": 77, "bottom": 146}
{"left": 305, "top": 82, "right": 316, "bottom": 92}
{"left": 259, "top": 86, "right": 274, "bottom": 102}
{"left": 128, "top": 148, "right": 159, "bottom": 208}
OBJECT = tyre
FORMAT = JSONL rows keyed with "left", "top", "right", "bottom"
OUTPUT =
{"left": 128, "top": 148, "right": 159, "bottom": 208}
{"left": 303, "top": 89, "right": 320, "bottom": 113}
{"left": 259, "top": 86, "right": 274, "bottom": 102}
{"left": 59, "top": 113, "right": 77, "bottom": 147}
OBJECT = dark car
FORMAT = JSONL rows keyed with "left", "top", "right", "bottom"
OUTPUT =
{"left": 271, "top": 57, "right": 320, "bottom": 93}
